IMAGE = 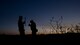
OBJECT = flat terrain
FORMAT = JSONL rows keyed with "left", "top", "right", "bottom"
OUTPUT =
{"left": 0, "top": 33, "right": 80, "bottom": 45}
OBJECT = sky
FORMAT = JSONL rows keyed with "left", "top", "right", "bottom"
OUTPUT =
{"left": 0, "top": 0, "right": 80, "bottom": 35}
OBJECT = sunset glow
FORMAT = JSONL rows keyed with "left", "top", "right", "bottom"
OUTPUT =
{"left": 0, "top": 0, "right": 80, "bottom": 35}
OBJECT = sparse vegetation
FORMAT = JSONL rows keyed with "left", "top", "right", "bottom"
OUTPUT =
{"left": 48, "top": 16, "right": 80, "bottom": 34}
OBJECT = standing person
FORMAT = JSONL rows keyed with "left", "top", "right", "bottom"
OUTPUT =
{"left": 18, "top": 16, "right": 25, "bottom": 36}
{"left": 28, "top": 20, "right": 38, "bottom": 37}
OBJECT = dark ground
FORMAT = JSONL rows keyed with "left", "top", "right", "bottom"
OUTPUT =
{"left": 0, "top": 33, "right": 80, "bottom": 45}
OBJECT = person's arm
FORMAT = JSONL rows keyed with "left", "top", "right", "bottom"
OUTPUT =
{"left": 23, "top": 17, "right": 26, "bottom": 24}
{"left": 23, "top": 21, "right": 25, "bottom": 24}
{"left": 28, "top": 24, "right": 31, "bottom": 26}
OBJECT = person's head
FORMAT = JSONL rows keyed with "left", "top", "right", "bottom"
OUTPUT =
{"left": 19, "top": 16, "right": 23, "bottom": 20}
{"left": 30, "top": 20, "right": 34, "bottom": 23}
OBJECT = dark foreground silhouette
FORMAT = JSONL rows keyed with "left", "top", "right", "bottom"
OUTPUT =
{"left": 28, "top": 20, "right": 38, "bottom": 38}
{"left": 18, "top": 16, "right": 25, "bottom": 35}
{"left": 0, "top": 33, "right": 80, "bottom": 45}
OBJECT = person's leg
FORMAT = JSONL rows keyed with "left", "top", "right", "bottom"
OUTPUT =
{"left": 19, "top": 30, "right": 21, "bottom": 35}
{"left": 21, "top": 30, "right": 25, "bottom": 36}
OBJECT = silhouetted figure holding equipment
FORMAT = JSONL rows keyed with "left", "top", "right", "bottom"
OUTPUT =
{"left": 28, "top": 20, "right": 38, "bottom": 37}
{"left": 18, "top": 16, "right": 26, "bottom": 36}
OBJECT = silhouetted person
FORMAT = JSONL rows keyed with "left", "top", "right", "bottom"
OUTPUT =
{"left": 28, "top": 20, "right": 38, "bottom": 37}
{"left": 18, "top": 16, "right": 25, "bottom": 36}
